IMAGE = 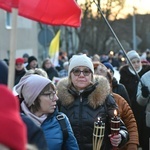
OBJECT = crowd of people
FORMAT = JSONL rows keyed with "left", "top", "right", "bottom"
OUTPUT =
{"left": 0, "top": 48, "right": 150, "bottom": 150}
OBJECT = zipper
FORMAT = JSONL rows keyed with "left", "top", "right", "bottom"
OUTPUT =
{"left": 80, "top": 95, "right": 82, "bottom": 102}
{"left": 79, "top": 93, "right": 83, "bottom": 144}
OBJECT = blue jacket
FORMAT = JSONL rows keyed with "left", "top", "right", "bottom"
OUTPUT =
{"left": 41, "top": 110, "right": 79, "bottom": 150}
{"left": 21, "top": 114, "right": 48, "bottom": 150}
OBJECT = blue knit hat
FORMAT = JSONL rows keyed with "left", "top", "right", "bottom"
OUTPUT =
{"left": 103, "top": 62, "right": 114, "bottom": 74}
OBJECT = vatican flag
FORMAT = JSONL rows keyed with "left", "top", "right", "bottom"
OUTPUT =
{"left": 49, "top": 30, "right": 61, "bottom": 66}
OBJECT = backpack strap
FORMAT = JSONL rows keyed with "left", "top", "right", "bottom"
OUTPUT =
{"left": 56, "top": 113, "right": 69, "bottom": 149}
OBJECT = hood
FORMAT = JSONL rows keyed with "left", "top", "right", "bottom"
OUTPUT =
{"left": 57, "top": 75, "right": 110, "bottom": 109}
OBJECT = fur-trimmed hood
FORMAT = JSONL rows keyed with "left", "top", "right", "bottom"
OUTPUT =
{"left": 57, "top": 75, "right": 110, "bottom": 109}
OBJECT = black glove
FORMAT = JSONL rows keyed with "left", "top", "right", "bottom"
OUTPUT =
{"left": 141, "top": 86, "right": 149, "bottom": 98}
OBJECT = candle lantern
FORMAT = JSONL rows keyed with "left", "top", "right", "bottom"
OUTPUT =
{"left": 111, "top": 109, "right": 120, "bottom": 150}
{"left": 111, "top": 109, "right": 120, "bottom": 135}
{"left": 93, "top": 117, "right": 105, "bottom": 150}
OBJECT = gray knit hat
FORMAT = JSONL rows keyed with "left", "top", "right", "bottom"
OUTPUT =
{"left": 126, "top": 50, "right": 140, "bottom": 61}
{"left": 16, "top": 74, "right": 51, "bottom": 107}
{"left": 68, "top": 54, "right": 94, "bottom": 75}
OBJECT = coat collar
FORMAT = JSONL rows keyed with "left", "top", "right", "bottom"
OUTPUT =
{"left": 57, "top": 75, "right": 110, "bottom": 109}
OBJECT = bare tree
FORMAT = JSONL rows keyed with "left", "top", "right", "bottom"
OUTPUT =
{"left": 76, "top": 0, "right": 126, "bottom": 55}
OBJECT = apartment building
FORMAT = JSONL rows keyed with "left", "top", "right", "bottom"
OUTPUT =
{"left": 0, "top": 10, "right": 39, "bottom": 60}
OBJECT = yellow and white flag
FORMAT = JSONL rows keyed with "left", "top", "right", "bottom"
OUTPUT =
{"left": 49, "top": 30, "right": 61, "bottom": 66}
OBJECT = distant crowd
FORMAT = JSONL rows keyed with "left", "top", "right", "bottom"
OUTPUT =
{"left": 0, "top": 48, "right": 150, "bottom": 150}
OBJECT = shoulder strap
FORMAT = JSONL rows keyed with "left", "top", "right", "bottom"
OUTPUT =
{"left": 56, "top": 113, "right": 69, "bottom": 148}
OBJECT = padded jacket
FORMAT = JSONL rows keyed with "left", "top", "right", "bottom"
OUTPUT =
{"left": 41, "top": 110, "right": 79, "bottom": 150}
{"left": 113, "top": 93, "right": 139, "bottom": 150}
{"left": 57, "top": 75, "right": 129, "bottom": 150}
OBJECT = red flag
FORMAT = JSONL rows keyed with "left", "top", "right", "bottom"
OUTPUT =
{"left": 0, "top": 0, "right": 81, "bottom": 27}
{"left": 18, "top": 0, "right": 81, "bottom": 27}
{"left": 12, "top": 0, "right": 19, "bottom": 8}
{"left": 0, "top": 0, "right": 18, "bottom": 11}
{"left": 0, "top": 0, "right": 11, "bottom": 11}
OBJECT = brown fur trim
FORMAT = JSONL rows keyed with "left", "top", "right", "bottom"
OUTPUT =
{"left": 57, "top": 75, "right": 110, "bottom": 109}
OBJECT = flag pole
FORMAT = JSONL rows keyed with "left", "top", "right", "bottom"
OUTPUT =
{"left": 8, "top": 8, "right": 18, "bottom": 89}
{"left": 93, "top": 0, "right": 143, "bottom": 85}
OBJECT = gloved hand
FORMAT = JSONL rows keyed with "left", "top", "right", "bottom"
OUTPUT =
{"left": 141, "top": 86, "right": 149, "bottom": 98}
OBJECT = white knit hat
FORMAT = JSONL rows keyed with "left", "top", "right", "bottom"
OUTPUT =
{"left": 16, "top": 74, "right": 51, "bottom": 107}
{"left": 126, "top": 50, "right": 140, "bottom": 61}
{"left": 68, "top": 54, "right": 94, "bottom": 75}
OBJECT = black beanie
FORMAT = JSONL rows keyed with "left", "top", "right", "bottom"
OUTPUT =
{"left": 28, "top": 56, "right": 37, "bottom": 64}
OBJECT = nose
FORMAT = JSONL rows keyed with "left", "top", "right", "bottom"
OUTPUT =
{"left": 79, "top": 71, "right": 84, "bottom": 76}
{"left": 53, "top": 94, "right": 58, "bottom": 101}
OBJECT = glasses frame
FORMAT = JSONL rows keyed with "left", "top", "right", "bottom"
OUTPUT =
{"left": 72, "top": 68, "right": 92, "bottom": 76}
{"left": 40, "top": 91, "right": 57, "bottom": 100}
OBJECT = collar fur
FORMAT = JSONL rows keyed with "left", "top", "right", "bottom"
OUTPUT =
{"left": 57, "top": 75, "right": 110, "bottom": 109}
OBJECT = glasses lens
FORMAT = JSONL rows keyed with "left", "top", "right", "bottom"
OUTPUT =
{"left": 73, "top": 69, "right": 81, "bottom": 76}
{"left": 41, "top": 91, "right": 56, "bottom": 100}
{"left": 72, "top": 68, "right": 91, "bottom": 76}
{"left": 49, "top": 91, "right": 57, "bottom": 99}
{"left": 83, "top": 69, "right": 91, "bottom": 76}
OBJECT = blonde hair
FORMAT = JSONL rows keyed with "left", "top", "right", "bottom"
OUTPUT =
{"left": 25, "top": 68, "right": 48, "bottom": 78}
{"left": 94, "top": 63, "right": 107, "bottom": 77}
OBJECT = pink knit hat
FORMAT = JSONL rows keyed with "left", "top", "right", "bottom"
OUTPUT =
{"left": 16, "top": 74, "right": 51, "bottom": 107}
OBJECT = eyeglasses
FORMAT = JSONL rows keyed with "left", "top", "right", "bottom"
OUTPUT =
{"left": 40, "top": 91, "right": 57, "bottom": 100}
{"left": 72, "top": 68, "right": 91, "bottom": 76}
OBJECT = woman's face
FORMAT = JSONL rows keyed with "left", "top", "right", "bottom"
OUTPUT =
{"left": 130, "top": 58, "right": 141, "bottom": 71}
{"left": 70, "top": 66, "right": 92, "bottom": 91}
{"left": 45, "top": 60, "right": 52, "bottom": 69}
{"left": 38, "top": 89, "right": 58, "bottom": 114}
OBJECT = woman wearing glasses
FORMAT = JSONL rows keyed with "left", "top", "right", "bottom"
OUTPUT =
{"left": 57, "top": 54, "right": 129, "bottom": 150}
{"left": 15, "top": 74, "right": 79, "bottom": 150}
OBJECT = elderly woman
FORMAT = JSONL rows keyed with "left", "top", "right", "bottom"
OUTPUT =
{"left": 57, "top": 54, "right": 129, "bottom": 150}
{"left": 119, "top": 50, "right": 150, "bottom": 149}
{"left": 15, "top": 74, "right": 79, "bottom": 150}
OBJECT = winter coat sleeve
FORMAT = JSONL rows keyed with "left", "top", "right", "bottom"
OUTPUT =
{"left": 105, "top": 95, "right": 129, "bottom": 148}
{"left": 136, "top": 75, "right": 150, "bottom": 106}
{"left": 113, "top": 93, "right": 139, "bottom": 149}
{"left": 63, "top": 113, "right": 79, "bottom": 150}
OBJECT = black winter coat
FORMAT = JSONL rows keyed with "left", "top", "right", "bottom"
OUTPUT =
{"left": 119, "top": 64, "right": 150, "bottom": 148}
{"left": 112, "top": 77, "right": 131, "bottom": 106}
{"left": 45, "top": 67, "right": 59, "bottom": 80}
{"left": 119, "top": 64, "right": 150, "bottom": 125}
{"left": 15, "top": 69, "right": 26, "bottom": 85}
{"left": 57, "top": 75, "right": 129, "bottom": 150}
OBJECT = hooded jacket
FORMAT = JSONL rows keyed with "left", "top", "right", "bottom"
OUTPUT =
{"left": 57, "top": 75, "right": 129, "bottom": 150}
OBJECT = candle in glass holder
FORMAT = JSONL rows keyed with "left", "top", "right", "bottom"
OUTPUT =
{"left": 111, "top": 109, "right": 120, "bottom": 150}
{"left": 111, "top": 109, "right": 120, "bottom": 135}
